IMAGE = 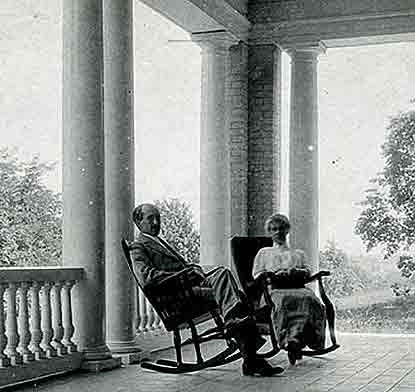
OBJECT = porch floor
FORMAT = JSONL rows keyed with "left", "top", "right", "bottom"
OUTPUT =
{"left": 13, "top": 333, "right": 415, "bottom": 392}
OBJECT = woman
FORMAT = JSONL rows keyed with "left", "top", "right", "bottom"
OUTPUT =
{"left": 252, "top": 213, "right": 326, "bottom": 364}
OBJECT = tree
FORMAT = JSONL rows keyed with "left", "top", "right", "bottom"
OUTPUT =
{"left": 154, "top": 198, "right": 200, "bottom": 263}
{"left": 319, "top": 240, "right": 369, "bottom": 298}
{"left": 355, "top": 109, "right": 415, "bottom": 293}
{"left": 0, "top": 148, "right": 62, "bottom": 266}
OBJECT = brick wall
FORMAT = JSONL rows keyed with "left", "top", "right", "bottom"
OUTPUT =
{"left": 247, "top": 44, "right": 282, "bottom": 235}
{"left": 228, "top": 42, "right": 249, "bottom": 236}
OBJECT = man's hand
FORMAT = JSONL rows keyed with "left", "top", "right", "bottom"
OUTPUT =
{"left": 185, "top": 265, "right": 206, "bottom": 285}
{"left": 188, "top": 263, "right": 204, "bottom": 273}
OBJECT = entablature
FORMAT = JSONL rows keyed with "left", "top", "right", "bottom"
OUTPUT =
{"left": 248, "top": 0, "right": 415, "bottom": 24}
{"left": 249, "top": 10, "right": 415, "bottom": 49}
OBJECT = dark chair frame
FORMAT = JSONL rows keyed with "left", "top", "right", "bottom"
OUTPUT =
{"left": 121, "top": 238, "right": 241, "bottom": 373}
{"left": 230, "top": 236, "right": 340, "bottom": 363}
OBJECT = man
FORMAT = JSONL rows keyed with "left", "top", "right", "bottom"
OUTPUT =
{"left": 130, "top": 203, "right": 283, "bottom": 376}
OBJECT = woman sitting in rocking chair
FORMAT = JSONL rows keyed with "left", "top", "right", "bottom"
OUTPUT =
{"left": 253, "top": 214, "right": 326, "bottom": 365}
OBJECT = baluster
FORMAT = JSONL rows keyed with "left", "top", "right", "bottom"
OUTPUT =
{"left": 51, "top": 281, "right": 66, "bottom": 355}
{"left": 5, "top": 282, "right": 22, "bottom": 365}
{"left": 145, "top": 297, "right": 155, "bottom": 331}
{"left": 134, "top": 287, "right": 140, "bottom": 332}
{"left": 17, "top": 282, "right": 34, "bottom": 362}
{"left": 0, "top": 283, "right": 10, "bottom": 367}
{"left": 138, "top": 290, "right": 147, "bottom": 332}
{"left": 29, "top": 281, "right": 45, "bottom": 360}
{"left": 61, "top": 280, "right": 77, "bottom": 353}
{"left": 40, "top": 282, "right": 57, "bottom": 357}
{"left": 150, "top": 305, "right": 159, "bottom": 330}
{"left": 153, "top": 311, "right": 161, "bottom": 330}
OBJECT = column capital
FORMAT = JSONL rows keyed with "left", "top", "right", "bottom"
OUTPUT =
{"left": 191, "top": 30, "right": 239, "bottom": 53}
{"left": 284, "top": 41, "right": 326, "bottom": 59}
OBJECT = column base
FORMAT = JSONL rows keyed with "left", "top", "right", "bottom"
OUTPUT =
{"left": 107, "top": 339, "right": 143, "bottom": 354}
{"left": 81, "top": 356, "right": 121, "bottom": 372}
{"left": 113, "top": 350, "right": 152, "bottom": 365}
{"left": 108, "top": 340, "right": 150, "bottom": 365}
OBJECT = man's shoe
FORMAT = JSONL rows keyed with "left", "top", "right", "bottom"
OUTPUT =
{"left": 242, "top": 358, "right": 284, "bottom": 377}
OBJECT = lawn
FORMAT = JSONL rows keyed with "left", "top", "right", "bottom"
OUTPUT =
{"left": 335, "top": 294, "right": 415, "bottom": 334}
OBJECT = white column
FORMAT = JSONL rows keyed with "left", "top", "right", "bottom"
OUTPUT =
{"left": 62, "top": 0, "right": 120, "bottom": 370}
{"left": 103, "top": 0, "right": 142, "bottom": 360}
{"left": 287, "top": 43, "right": 325, "bottom": 272}
{"left": 192, "top": 32, "right": 237, "bottom": 267}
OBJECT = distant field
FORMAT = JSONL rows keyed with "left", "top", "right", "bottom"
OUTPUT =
{"left": 334, "top": 290, "right": 415, "bottom": 334}
{"left": 334, "top": 288, "right": 395, "bottom": 311}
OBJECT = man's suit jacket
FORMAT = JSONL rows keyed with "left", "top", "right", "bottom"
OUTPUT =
{"left": 130, "top": 232, "right": 190, "bottom": 290}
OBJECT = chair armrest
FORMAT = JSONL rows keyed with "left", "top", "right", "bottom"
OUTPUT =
{"left": 145, "top": 267, "right": 209, "bottom": 316}
{"left": 146, "top": 267, "right": 201, "bottom": 296}
{"left": 144, "top": 267, "right": 217, "bottom": 330}
{"left": 306, "top": 270, "right": 331, "bottom": 283}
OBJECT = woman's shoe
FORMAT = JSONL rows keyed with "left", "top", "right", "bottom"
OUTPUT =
{"left": 287, "top": 350, "right": 297, "bottom": 365}
{"left": 286, "top": 339, "right": 302, "bottom": 365}
{"left": 242, "top": 358, "right": 284, "bottom": 376}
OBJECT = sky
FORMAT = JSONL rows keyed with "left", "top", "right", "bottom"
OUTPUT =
{"left": 2, "top": 1, "right": 415, "bottom": 255}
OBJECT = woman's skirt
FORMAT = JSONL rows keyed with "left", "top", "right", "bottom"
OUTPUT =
{"left": 269, "top": 287, "right": 326, "bottom": 350}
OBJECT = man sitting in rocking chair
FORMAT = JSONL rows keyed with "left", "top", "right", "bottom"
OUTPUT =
{"left": 131, "top": 203, "right": 284, "bottom": 376}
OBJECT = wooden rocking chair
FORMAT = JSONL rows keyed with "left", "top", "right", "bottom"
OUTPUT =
{"left": 230, "top": 236, "right": 340, "bottom": 364}
{"left": 121, "top": 238, "right": 241, "bottom": 373}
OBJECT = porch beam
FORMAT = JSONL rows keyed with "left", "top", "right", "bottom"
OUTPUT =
{"left": 140, "top": 0, "right": 250, "bottom": 41}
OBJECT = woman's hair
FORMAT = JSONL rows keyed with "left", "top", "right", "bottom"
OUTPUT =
{"left": 264, "top": 213, "right": 290, "bottom": 233}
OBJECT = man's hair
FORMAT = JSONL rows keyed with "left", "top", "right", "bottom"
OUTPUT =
{"left": 132, "top": 203, "right": 157, "bottom": 226}
{"left": 265, "top": 213, "right": 290, "bottom": 233}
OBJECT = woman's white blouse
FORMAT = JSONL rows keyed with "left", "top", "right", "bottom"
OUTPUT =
{"left": 252, "top": 246, "right": 311, "bottom": 279}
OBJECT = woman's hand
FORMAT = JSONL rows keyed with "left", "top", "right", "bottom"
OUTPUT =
{"left": 274, "top": 269, "right": 290, "bottom": 280}
{"left": 289, "top": 268, "right": 310, "bottom": 283}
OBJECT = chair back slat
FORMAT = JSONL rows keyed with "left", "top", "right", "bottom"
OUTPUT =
{"left": 121, "top": 238, "right": 143, "bottom": 290}
{"left": 230, "top": 236, "right": 272, "bottom": 294}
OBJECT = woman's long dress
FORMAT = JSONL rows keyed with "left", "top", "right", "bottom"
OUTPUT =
{"left": 253, "top": 246, "right": 326, "bottom": 350}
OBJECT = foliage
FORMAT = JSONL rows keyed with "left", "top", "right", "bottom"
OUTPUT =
{"left": 0, "top": 148, "right": 62, "bottom": 266}
{"left": 154, "top": 198, "right": 200, "bottom": 264}
{"left": 319, "top": 240, "right": 373, "bottom": 298}
{"left": 355, "top": 109, "right": 415, "bottom": 291}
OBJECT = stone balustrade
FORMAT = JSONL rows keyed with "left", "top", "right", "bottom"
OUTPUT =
{"left": 136, "top": 290, "right": 163, "bottom": 333}
{"left": 0, "top": 267, "right": 84, "bottom": 388}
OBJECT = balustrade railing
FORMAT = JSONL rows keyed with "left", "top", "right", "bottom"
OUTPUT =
{"left": 0, "top": 267, "right": 84, "bottom": 387}
{"left": 136, "top": 289, "right": 163, "bottom": 333}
